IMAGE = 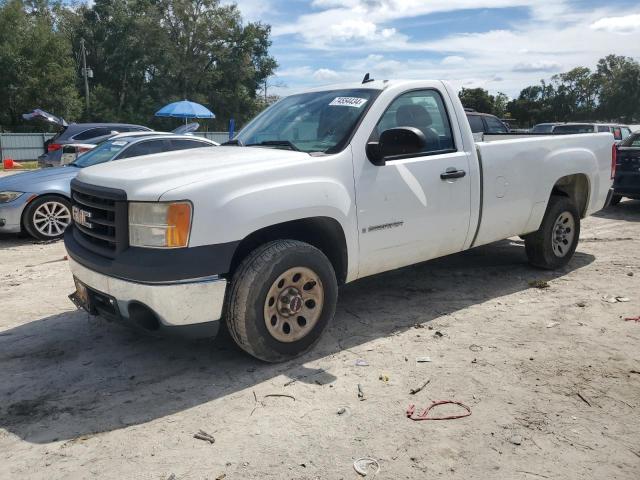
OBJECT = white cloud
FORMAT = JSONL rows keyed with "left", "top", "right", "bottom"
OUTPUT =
{"left": 441, "top": 56, "right": 466, "bottom": 65}
{"left": 513, "top": 60, "right": 563, "bottom": 73}
{"left": 313, "top": 68, "right": 340, "bottom": 80}
{"left": 590, "top": 14, "right": 640, "bottom": 35}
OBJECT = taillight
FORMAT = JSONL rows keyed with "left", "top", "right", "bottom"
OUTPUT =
{"left": 611, "top": 144, "right": 617, "bottom": 179}
{"left": 47, "top": 143, "right": 62, "bottom": 152}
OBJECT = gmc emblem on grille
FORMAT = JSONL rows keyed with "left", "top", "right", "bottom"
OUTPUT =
{"left": 72, "top": 206, "right": 93, "bottom": 229}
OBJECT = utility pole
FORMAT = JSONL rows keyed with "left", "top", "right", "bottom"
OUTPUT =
{"left": 80, "top": 38, "right": 90, "bottom": 114}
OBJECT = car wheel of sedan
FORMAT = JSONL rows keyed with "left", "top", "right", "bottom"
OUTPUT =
{"left": 524, "top": 195, "right": 580, "bottom": 270}
{"left": 23, "top": 195, "right": 72, "bottom": 241}
{"left": 225, "top": 240, "right": 338, "bottom": 362}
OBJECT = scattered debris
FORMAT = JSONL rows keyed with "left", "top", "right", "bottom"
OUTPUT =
{"left": 546, "top": 321, "right": 560, "bottom": 328}
{"left": 413, "top": 323, "right": 425, "bottom": 329}
{"left": 353, "top": 457, "right": 380, "bottom": 477}
{"left": 576, "top": 302, "right": 586, "bottom": 308}
{"left": 337, "top": 407, "right": 347, "bottom": 415}
{"left": 603, "top": 296, "right": 631, "bottom": 303}
{"left": 193, "top": 430, "right": 215, "bottom": 444}
{"left": 576, "top": 392, "right": 592, "bottom": 407}
{"left": 469, "top": 344, "right": 483, "bottom": 352}
{"left": 215, "top": 474, "right": 226, "bottom": 480}
{"left": 529, "top": 280, "right": 550, "bottom": 289}
{"left": 433, "top": 331, "right": 444, "bottom": 339}
{"left": 25, "top": 255, "right": 68, "bottom": 268}
{"left": 624, "top": 316, "right": 640, "bottom": 323}
{"left": 263, "top": 394, "right": 296, "bottom": 402}
{"left": 284, "top": 378, "right": 297, "bottom": 387}
{"left": 406, "top": 400, "right": 472, "bottom": 421}
{"left": 409, "top": 380, "right": 430, "bottom": 395}
{"left": 630, "top": 370, "right": 640, "bottom": 375}
{"left": 378, "top": 374, "right": 389, "bottom": 382}
{"left": 357, "top": 384, "right": 365, "bottom": 401}
{"left": 416, "top": 356, "right": 432, "bottom": 363}
{"left": 509, "top": 434, "right": 523, "bottom": 446}
{"left": 167, "top": 474, "right": 177, "bottom": 480}
{"left": 628, "top": 272, "right": 634, "bottom": 277}
{"left": 355, "top": 359, "right": 369, "bottom": 367}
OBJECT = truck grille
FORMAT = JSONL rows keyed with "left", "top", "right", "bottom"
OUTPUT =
{"left": 70, "top": 179, "right": 128, "bottom": 258}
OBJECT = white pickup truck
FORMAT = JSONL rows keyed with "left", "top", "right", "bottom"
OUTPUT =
{"left": 65, "top": 79, "right": 615, "bottom": 362}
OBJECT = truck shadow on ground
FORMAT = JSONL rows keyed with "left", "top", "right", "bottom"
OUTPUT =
{"left": 0, "top": 240, "right": 595, "bottom": 444}
{"left": 594, "top": 199, "right": 640, "bottom": 223}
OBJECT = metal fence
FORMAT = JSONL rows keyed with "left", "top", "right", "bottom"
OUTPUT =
{"left": 0, "top": 131, "right": 231, "bottom": 161}
{"left": 0, "top": 133, "right": 56, "bottom": 161}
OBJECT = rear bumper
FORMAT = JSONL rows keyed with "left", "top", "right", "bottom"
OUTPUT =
{"left": 68, "top": 256, "right": 227, "bottom": 329}
{"left": 613, "top": 171, "right": 640, "bottom": 198}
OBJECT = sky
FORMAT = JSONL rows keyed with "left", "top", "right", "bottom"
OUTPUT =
{"left": 228, "top": 0, "right": 640, "bottom": 98}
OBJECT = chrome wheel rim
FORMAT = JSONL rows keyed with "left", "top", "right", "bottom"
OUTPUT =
{"left": 551, "top": 211, "right": 575, "bottom": 257}
{"left": 33, "top": 201, "right": 71, "bottom": 237}
{"left": 264, "top": 267, "right": 324, "bottom": 342}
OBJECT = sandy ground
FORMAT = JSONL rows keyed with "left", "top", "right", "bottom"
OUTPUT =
{"left": 0, "top": 193, "right": 639, "bottom": 479}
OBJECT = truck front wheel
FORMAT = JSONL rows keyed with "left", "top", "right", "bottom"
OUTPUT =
{"left": 525, "top": 195, "right": 580, "bottom": 270}
{"left": 225, "top": 240, "right": 338, "bottom": 362}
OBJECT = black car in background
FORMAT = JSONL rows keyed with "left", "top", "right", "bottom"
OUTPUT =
{"left": 465, "top": 109, "right": 509, "bottom": 136}
{"left": 612, "top": 131, "right": 640, "bottom": 205}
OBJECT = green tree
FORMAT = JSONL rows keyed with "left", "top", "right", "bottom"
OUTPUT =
{"left": 0, "top": 0, "right": 81, "bottom": 130}
{"left": 458, "top": 87, "right": 495, "bottom": 113}
{"left": 595, "top": 55, "right": 640, "bottom": 123}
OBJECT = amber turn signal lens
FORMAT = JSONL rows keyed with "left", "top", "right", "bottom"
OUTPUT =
{"left": 166, "top": 202, "right": 192, "bottom": 247}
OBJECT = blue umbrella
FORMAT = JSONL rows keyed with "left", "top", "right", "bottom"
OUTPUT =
{"left": 155, "top": 100, "right": 215, "bottom": 122}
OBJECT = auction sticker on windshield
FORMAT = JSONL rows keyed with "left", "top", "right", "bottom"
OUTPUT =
{"left": 329, "top": 97, "right": 368, "bottom": 108}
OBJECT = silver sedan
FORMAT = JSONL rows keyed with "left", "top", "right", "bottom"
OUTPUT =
{"left": 0, "top": 133, "right": 218, "bottom": 240}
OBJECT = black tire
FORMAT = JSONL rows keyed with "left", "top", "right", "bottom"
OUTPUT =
{"left": 525, "top": 195, "right": 580, "bottom": 270}
{"left": 610, "top": 195, "right": 623, "bottom": 206}
{"left": 23, "top": 195, "right": 72, "bottom": 241}
{"left": 225, "top": 240, "right": 338, "bottom": 362}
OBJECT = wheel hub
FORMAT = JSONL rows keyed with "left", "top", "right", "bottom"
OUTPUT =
{"left": 551, "top": 211, "right": 575, "bottom": 258}
{"left": 33, "top": 201, "right": 71, "bottom": 238}
{"left": 264, "top": 267, "right": 324, "bottom": 343}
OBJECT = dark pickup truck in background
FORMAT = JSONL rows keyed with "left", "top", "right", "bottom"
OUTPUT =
{"left": 612, "top": 131, "right": 640, "bottom": 205}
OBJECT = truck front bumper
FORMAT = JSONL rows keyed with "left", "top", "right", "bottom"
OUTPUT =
{"left": 68, "top": 256, "right": 227, "bottom": 332}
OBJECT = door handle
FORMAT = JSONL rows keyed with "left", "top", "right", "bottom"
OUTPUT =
{"left": 440, "top": 168, "right": 466, "bottom": 180}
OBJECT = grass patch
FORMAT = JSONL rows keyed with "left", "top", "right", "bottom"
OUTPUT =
{"left": 1, "top": 161, "right": 39, "bottom": 170}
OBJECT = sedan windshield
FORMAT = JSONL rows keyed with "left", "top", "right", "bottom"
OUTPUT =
{"left": 552, "top": 124, "right": 594, "bottom": 134}
{"left": 532, "top": 124, "right": 554, "bottom": 133}
{"left": 235, "top": 89, "right": 379, "bottom": 154}
{"left": 71, "top": 139, "right": 130, "bottom": 168}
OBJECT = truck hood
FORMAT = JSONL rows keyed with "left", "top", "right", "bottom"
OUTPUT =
{"left": 75, "top": 146, "right": 312, "bottom": 200}
{"left": 0, "top": 166, "right": 78, "bottom": 191}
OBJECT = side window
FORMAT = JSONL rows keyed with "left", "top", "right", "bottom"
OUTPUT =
{"left": 372, "top": 89, "right": 454, "bottom": 154}
{"left": 117, "top": 140, "right": 168, "bottom": 159}
{"left": 467, "top": 115, "right": 484, "bottom": 133}
{"left": 168, "top": 139, "right": 211, "bottom": 151}
{"left": 73, "top": 127, "right": 117, "bottom": 141}
{"left": 484, "top": 116, "right": 508, "bottom": 133}
{"left": 621, "top": 127, "right": 632, "bottom": 139}
{"left": 597, "top": 126, "right": 610, "bottom": 133}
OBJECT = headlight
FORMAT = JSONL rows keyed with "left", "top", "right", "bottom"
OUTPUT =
{"left": 129, "top": 202, "right": 192, "bottom": 248}
{"left": 0, "top": 191, "right": 23, "bottom": 203}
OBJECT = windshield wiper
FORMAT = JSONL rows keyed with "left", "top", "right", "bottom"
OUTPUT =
{"left": 246, "top": 140, "right": 300, "bottom": 151}
{"left": 221, "top": 139, "right": 244, "bottom": 146}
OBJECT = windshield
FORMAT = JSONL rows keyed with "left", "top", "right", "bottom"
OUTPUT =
{"left": 71, "top": 139, "right": 130, "bottom": 168}
{"left": 235, "top": 89, "right": 379, "bottom": 154}
{"left": 620, "top": 132, "right": 640, "bottom": 147}
{"left": 532, "top": 124, "right": 554, "bottom": 133}
{"left": 552, "top": 124, "right": 594, "bottom": 134}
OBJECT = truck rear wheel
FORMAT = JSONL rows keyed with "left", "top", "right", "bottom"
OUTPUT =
{"left": 225, "top": 240, "right": 338, "bottom": 362}
{"left": 525, "top": 195, "right": 580, "bottom": 270}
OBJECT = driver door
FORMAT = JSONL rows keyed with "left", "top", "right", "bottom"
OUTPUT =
{"left": 355, "top": 89, "right": 472, "bottom": 278}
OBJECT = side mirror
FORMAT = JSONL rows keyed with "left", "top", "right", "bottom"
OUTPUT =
{"left": 366, "top": 127, "right": 426, "bottom": 166}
